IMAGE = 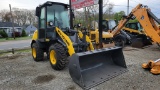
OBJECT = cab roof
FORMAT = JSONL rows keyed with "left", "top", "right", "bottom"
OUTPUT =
{"left": 38, "top": 1, "right": 69, "bottom": 8}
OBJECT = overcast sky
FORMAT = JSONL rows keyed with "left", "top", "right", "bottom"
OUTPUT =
{"left": 0, "top": 0, "right": 159, "bottom": 18}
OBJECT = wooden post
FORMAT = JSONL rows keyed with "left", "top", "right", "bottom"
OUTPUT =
{"left": 9, "top": 4, "right": 15, "bottom": 39}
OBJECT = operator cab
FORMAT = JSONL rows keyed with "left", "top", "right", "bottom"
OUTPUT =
{"left": 102, "top": 20, "right": 117, "bottom": 31}
{"left": 36, "top": 1, "right": 70, "bottom": 41}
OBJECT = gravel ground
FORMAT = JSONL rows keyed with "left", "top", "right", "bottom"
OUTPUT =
{"left": 0, "top": 44, "right": 160, "bottom": 90}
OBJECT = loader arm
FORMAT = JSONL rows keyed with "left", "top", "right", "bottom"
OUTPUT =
{"left": 111, "top": 4, "right": 142, "bottom": 36}
{"left": 55, "top": 27, "right": 75, "bottom": 56}
{"left": 55, "top": 27, "right": 94, "bottom": 56}
{"left": 78, "top": 30, "right": 94, "bottom": 50}
{"left": 131, "top": 5, "right": 160, "bottom": 44}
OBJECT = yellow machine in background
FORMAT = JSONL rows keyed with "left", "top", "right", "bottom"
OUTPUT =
{"left": 123, "top": 22, "right": 143, "bottom": 35}
{"left": 88, "top": 20, "right": 117, "bottom": 48}
{"left": 92, "top": 4, "right": 160, "bottom": 48}
{"left": 87, "top": 3, "right": 160, "bottom": 48}
{"left": 122, "top": 22, "right": 152, "bottom": 47}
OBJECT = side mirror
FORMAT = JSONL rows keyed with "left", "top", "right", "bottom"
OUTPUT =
{"left": 71, "top": 9, "right": 75, "bottom": 19}
{"left": 36, "top": 7, "right": 41, "bottom": 17}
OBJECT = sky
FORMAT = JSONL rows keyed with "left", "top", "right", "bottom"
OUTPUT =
{"left": 0, "top": 0, "right": 160, "bottom": 18}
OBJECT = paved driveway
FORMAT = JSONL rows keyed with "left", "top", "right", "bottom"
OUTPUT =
{"left": 0, "top": 39, "right": 31, "bottom": 50}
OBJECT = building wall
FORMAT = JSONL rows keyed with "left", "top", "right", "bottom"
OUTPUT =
{"left": 0, "top": 27, "right": 22, "bottom": 37}
{"left": 25, "top": 25, "right": 37, "bottom": 36}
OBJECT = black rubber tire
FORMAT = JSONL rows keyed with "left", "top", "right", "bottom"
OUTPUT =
{"left": 136, "top": 34, "right": 152, "bottom": 46}
{"left": 114, "top": 34, "right": 126, "bottom": 47}
{"left": 31, "top": 43, "right": 44, "bottom": 61}
{"left": 49, "top": 43, "right": 67, "bottom": 70}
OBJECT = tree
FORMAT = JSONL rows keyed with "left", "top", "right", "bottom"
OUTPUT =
{"left": 0, "top": 30, "right": 8, "bottom": 38}
{"left": 27, "top": 10, "right": 36, "bottom": 24}
{"left": 114, "top": 11, "right": 126, "bottom": 21}
{"left": 73, "top": 0, "right": 114, "bottom": 28}
{"left": 0, "top": 10, "right": 9, "bottom": 22}
{"left": 13, "top": 8, "right": 22, "bottom": 25}
{"left": 21, "top": 29, "right": 27, "bottom": 37}
{"left": 129, "top": 19, "right": 138, "bottom": 23}
{"left": 0, "top": 8, "right": 37, "bottom": 26}
{"left": 4, "top": 12, "right": 12, "bottom": 22}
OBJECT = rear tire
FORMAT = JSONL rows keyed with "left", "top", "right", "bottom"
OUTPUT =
{"left": 49, "top": 43, "right": 67, "bottom": 70}
{"left": 31, "top": 43, "right": 44, "bottom": 61}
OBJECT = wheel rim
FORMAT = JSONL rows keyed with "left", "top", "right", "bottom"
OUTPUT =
{"left": 32, "top": 48, "right": 36, "bottom": 58}
{"left": 116, "top": 39, "right": 124, "bottom": 47}
{"left": 50, "top": 50, "right": 57, "bottom": 65}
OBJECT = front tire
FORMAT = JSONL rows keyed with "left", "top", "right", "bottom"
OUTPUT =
{"left": 114, "top": 34, "right": 126, "bottom": 48}
{"left": 49, "top": 43, "right": 67, "bottom": 70}
{"left": 31, "top": 43, "right": 44, "bottom": 61}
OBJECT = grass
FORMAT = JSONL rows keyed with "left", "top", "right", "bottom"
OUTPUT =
{"left": 0, "top": 48, "right": 31, "bottom": 57}
{"left": 0, "top": 36, "right": 32, "bottom": 42}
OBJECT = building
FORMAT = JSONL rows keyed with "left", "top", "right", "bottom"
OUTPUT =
{"left": 25, "top": 25, "right": 37, "bottom": 36}
{"left": 0, "top": 22, "right": 22, "bottom": 37}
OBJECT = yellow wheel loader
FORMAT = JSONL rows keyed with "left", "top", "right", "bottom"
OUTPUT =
{"left": 89, "top": 19, "right": 121, "bottom": 48}
{"left": 31, "top": 1, "right": 127, "bottom": 89}
{"left": 89, "top": 19, "right": 128, "bottom": 48}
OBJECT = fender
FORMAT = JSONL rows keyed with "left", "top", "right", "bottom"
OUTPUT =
{"left": 55, "top": 27, "right": 75, "bottom": 56}
{"left": 31, "top": 30, "right": 38, "bottom": 47}
{"left": 56, "top": 39, "right": 68, "bottom": 51}
{"left": 31, "top": 30, "right": 46, "bottom": 49}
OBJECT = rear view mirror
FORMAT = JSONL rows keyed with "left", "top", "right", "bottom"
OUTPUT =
{"left": 36, "top": 7, "right": 41, "bottom": 17}
{"left": 71, "top": 9, "right": 75, "bottom": 19}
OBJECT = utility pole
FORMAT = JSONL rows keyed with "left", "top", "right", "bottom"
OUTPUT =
{"left": 108, "top": 4, "right": 110, "bottom": 19}
{"left": 69, "top": 0, "right": 73, "bottom": 29}
{"left": 84, "top": 7, "right": 88, "bottom": 28}
{"left": 99, "top": 0, "right": 103, "bottom": 47}
{"left": 9, "top": 4, "right": 15, "bottom": 39}
{"left": 127, "top": 0, "right": 129, "bottom": 15}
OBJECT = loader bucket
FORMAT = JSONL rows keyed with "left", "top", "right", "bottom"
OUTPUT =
{"left": 69, "top": 47, "right": 128, "bottom": 89}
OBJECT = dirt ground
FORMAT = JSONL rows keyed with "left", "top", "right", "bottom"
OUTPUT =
{"left": 0, "top": 44, "right": 160, "bottom": 90}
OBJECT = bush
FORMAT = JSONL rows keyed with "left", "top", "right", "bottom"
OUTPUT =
{"left": 12, "top": 32, "right": 21, "bottom": 37}
{"left": 21, "top": 29, "right": 27, "bottom": 37}
{"left": 0, "top": 30, "right": 8, "bottom": 38}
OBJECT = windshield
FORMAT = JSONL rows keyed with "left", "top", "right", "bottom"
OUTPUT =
{"left": 137, "top": 22, "right": 143, "bottom": 31}
{"left": 47, "top": 5, "right": 69, "bottom": 29}
{"left": 108, "top": 20, "right": 116, "bottom": 30}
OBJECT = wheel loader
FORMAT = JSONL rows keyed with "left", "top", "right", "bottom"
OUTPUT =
{"left": 88, "top": 19, "right": 124, "bottom": 48}
{"left": 31, "top": 1, "right": 127, "bottom": 89}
